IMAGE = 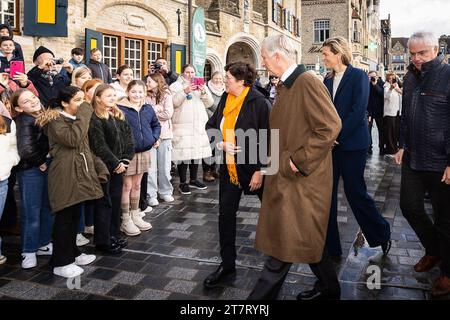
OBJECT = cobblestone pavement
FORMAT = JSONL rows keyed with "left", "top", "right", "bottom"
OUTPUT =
{"left": 0, "top": 151, "right": 448, "bottom": 301}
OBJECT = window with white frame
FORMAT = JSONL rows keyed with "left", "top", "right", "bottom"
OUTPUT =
{"left": 125, "top": 38, "right": 142, "bottom": 80}
{"left": 0, "top": 0, "right": 16, "bottom": 28}
{"left": 148, "top": 41, "right": 163, "bottom": 66}
{"left": 103, "top": 35, "right": 119, "bottom": 78}
{"left": 314, "top": 20, "right": 330, "bottom": 43}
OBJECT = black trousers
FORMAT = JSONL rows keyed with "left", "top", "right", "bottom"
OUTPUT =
{"left": 139, "top": 172, "right": 149, "bottom": 211}
{"left": 219, "top": 167, "right": 263, "bottom": 270}
{"left": 109, "top": 172, "right": 123, "bottom": 238}
{"left": 177, "top": 162, "right": 199, "bottom": 184}
{"left": 384, "top": 115, "right": 400, "bottom": 155}
{"left": 247, "top": 252, "right": 340, "bottom": 300}
{"left": 368, "top": 116, "right": 385, "bottom": 153}
{"left": 400, "top": 163, "right": 450, "bottom": 276}
{"left": 51, "top": 203, "right": 82, "bottom": 267}
{"left": 0, "top": 169, "right": 18, "bottom": 229}
{"left": 93, "top": 182, "right": 112, "bottom": 246}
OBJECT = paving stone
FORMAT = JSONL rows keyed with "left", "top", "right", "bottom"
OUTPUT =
{"left": 167, "top": 230, "right": 193, "bottom": 239}
{"left": 81, "top": 279, "right": 117, "bottom": 295}
{"left": 171, "top": 247, "right": 199, "bottom": 258}
{"left": 164, "top": 279, "right": 197, "bottom": 294}
{"left": 166, "top": 267, "right": 198, "bottom": 280}
{"left": 20, "top": 285, "right": 62, "bottom": 300}
{"left": 399, "top": 256, "right": 420, "bottom": 266}
{"left": 111, "top": 271, "right": 145, "bottom": 285}
{"left": 220, "top": 287, "right": 250, "bottom": 300}
{"left": 107, "top": 283, "right": 143, "bottom": 299}
{"left": 135, "top": 288, "right": 171, "bottom": 300}
{"left": 50, "top": 289, "right": 89, "bottom": 300}
{"left": 0, "top": 281, "right": 35, "bottom": 298}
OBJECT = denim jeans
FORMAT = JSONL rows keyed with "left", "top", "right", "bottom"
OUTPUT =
{"left": 17, "top": 166, "right": 54, "bottom": 253}
{"left": 0, "top": 179, "right": 8, "bottom": 256}
{"left": 78, "top": 202, "right": 94, "bottom": 233}
{"left": 147, "top": 139, "right": 173, "bottom": 198}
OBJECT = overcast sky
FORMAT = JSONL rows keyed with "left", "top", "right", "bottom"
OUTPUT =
{"left": 379, "top": 0, "right": 450, "bottom": 37}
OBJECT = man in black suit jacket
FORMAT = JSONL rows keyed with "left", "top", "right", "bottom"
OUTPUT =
{"left": 367, "top": 71, "right": 385, "bottom": 155}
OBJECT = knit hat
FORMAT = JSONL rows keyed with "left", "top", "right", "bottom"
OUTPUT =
{"left": 32, "top": 46, "right": 54, "bottom": 62}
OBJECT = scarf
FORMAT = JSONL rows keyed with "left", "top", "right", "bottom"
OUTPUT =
{"left": 207, "top": 80, "right": 225, "bottom": 97}
{"left": 223, "top": 86, "right": 250, "bottom": 185}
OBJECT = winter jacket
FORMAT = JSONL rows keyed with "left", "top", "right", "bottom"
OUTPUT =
{"left": 383, "top": 82, "right": 402, "bottom": 117}
{"left": 118, "top": 99, "right": 161, "bottom": 153}
{"left": 401, "top": 54, "right": 450, "bottom": 172}
{"left": 145, "top": 91, "right": 173, "bottom": 140}
{"left": 163, "top": 71, "right": 178, "bottom": 86}
{"left": 367, "top": 79, "right": 385, "bottom": 118}
{"left": 27, "top": 66, "right": 71, "bottom": 108}
{"left": 68, "top": 59, "right": 86, "bottom": 69}
{"left": 206, "top": 86, "right": 271, "bottom": 194}
{"left": 0, "top": 117, "right": 20, "bottom": 181}
{"left": 0, "top": 24, "right": 24, "bottom": 61}
{"left": 206, "top": 80, "right": 224, "bottom": 118}
{"left": 86, "top": 60, "right": 112, "bottom": 84}
{"left": 39, "top": 103, "right": 105, "bottom": 213}
{"left": 15, "top": 113, "right": 49, "bottom": 171}
{"left": 0, "top": 54, "right": 23, "bottom": 73}
{"left": 88, "top": 111, "right": 135, "bottom": 172}
{"left": 169, "top": 75, "right": 214, "bottom": 161}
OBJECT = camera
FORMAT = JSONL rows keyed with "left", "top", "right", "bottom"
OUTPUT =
{"left": 153, "top": 63, "right": 162, "bottom": 70}
{"left": 392, "top": 77, "right": 397, "bottom": 84}
{"left": 370, "top": 76, "right": 376, "bottom": 83}
{"left": 52, "top": 58, "right": 64, "bottom": 65}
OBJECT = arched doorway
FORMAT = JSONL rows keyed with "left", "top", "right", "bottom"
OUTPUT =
{"left": 204, "top": 60, "right": 212, "bottom": 81}
{"left": 226, "top": 42, "right": 256, "bottom": 66}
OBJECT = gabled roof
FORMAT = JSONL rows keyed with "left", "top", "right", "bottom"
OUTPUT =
{"left": 392, "top": 37, "right": 408, "bottom": 49}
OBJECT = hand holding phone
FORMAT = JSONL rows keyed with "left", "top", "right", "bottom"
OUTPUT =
{"left": 9, "top": 61, "right": 25, "bottom": 79}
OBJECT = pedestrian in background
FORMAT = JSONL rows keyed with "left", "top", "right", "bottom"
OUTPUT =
{"left": 383, "top": 71, "right": 402, "bottom": 157}
{"left": 367, "top": 70, "right": 385, "bottom": 155}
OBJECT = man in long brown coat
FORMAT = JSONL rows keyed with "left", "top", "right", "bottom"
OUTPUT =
{"left": 248, "top": 35, "right": 342, "bottom": 300}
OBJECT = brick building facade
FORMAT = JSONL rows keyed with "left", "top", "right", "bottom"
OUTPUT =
{"left": 7, "top": 0, "right": 301, "bottom": 81}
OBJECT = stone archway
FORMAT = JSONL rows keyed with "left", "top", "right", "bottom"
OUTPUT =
{"left": 206, "top": 49, "right": 224, "bottom": 74}
{"left": 224, "top": 33, "right": 261, "bottom": 68}
{"left": 226, "top": 42, "right": 256, "bottom": 66}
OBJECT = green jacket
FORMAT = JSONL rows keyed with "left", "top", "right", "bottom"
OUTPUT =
{"left": 41, "top": 102, "right": 106, "bottom": 213}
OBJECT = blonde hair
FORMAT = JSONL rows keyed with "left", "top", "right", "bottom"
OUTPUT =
{"left": 321, "top": 37, "right": 353, "bottom": 77}
{"left": 91, "top": 84, "right": 125, "bottom": 121}
{"left": 71, "top": 66, "right": 92, "bottom": 87}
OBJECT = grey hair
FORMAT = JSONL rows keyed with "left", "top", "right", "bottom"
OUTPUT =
{"left": 261, "top": 34, "right": 296, "bottom": 60}
{"left": 407, "top": 31, "right": 439, "bottom": 48}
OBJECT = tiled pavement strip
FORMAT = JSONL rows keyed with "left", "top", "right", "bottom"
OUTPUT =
{"left": 0, "top": 151, "right": 448, "bottom": 300}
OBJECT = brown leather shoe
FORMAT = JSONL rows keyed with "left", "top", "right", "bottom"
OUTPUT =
{"left": 203, "top": 170, "right": 215, "bottom": 182}
{"left": 210, "top": 170, "right": 219, "bottom": 179}
{"left": 432, "top": 276, "right": 450, "bottom": 297}
{"left": 414, "top": 255, "right": 442, "bottom": 272}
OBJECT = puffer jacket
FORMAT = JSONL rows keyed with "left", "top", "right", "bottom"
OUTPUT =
{"left": 15, "top": 113, "right": 49, "bottom": 171}
{"left": 38, "top": 104, "right": 105, "bottom": 213}
{"left": 169, "top": 75, "right": 214, "bottom": 161}
{"left": 0, "top": 117, "right": 20, "bottom": 181}
{"left": 88, "top": 110, "right": 135, "bottom": 172}
{"left": 118, "top": 99, "right": 161, "bottom": 153}
{"left": 401, "top": 54, "right": 450, "bottom": 172}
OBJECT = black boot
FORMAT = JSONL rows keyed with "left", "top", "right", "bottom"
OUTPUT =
{"left": 203, "top": 264, "right": 236, "bottom": 288}
{"left": 111, "top": 236, "right": 128, "bottom": 248}
{"left": 297, "top": 287, "right": 340, "bottom": 300}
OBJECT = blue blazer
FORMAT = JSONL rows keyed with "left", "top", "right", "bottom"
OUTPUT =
{"left": 324, "top": 64, "right": 370, "bottom": 151}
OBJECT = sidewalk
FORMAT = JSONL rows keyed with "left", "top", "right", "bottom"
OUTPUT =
{"left": 0, "top": 152, "right": 447, "bottom": 300}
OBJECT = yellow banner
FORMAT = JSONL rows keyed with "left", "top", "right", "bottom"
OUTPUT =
{"left": 37, "top": 0, "right": 56, "bottom": 24}
{"left": 176, "top": 50, "right": 182, "bottom": 74}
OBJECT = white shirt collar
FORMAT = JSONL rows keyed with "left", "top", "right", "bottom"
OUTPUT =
{"left": 280, "top": 64, "right": 298, "bottom": 83}
{"left": 60, "top": 110, "right": 76, "bottom": 120}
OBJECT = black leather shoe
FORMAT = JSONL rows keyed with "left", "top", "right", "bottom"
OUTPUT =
{"left": 111, "top": 236, "right": 127, "bottom": 248}
{"left": 203, "top": 265, "right": 236, "bottom": 288}
{"left": 381, "top": 240, "right": 392, "bottom": 256}
{"left": 297, "top": 288, "right": 340, "bottom": 301}
{"left": 96, "top": 243, "right": 122, "bottom": 255}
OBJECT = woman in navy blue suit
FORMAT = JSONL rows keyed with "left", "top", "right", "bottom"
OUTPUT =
{"left": 320, "top": 37, "right": 391, "bottom": 257}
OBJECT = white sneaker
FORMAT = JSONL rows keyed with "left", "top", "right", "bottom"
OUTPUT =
{"left": 139, "top": 206, "right": 152, "bottom": 217}
{"left": 75, "top": 253, "right": 96, "bottom": 266}
{"left": 76, "top": 233, "right": 90, "bottom": 247}
{"left": 36, "top": 243, "right": 53, "bottom": 256}
{"left": 84, "top": 226, "right": 94, "bottom": 234}
{"left": 148, "top": 198, "right": 159, "bottom": 206}
{"left": 161, "top": 195, "right": 175, "bottom": 203}
{"left": 21, "top": 253, "right": 37, "bottom": 269}
{"left": 0, "top": 255, "right": 6, "bottom": 265}
{"left": 53, "top": 263, "right": 84, "bottom": 278}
